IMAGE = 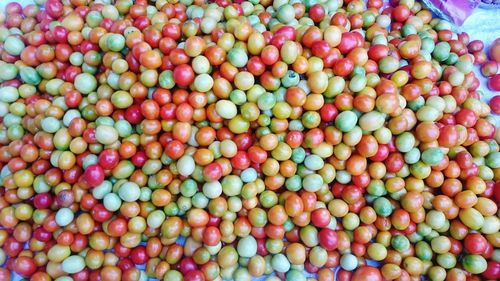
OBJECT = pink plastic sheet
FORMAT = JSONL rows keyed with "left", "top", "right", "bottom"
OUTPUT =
{"left": 422, "top": 0, "right": 480, "bottom": 25}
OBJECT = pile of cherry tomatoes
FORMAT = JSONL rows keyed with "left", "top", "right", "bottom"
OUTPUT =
{"left": 482, "top": 38, "right": 500, "bottom": 93}
{"left": 0, "top": 0, "right": 499, "bottom": 280}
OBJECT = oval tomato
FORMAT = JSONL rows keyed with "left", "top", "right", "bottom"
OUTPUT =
{"left": 352, "top": 266, "right": 383, "bottom": 281}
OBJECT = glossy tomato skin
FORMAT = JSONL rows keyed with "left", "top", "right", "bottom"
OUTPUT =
{"left": 130, "top": 246, "right": 148, "bottom": 265}
{"left": 490, "top": 38, "right": 500, "bottom": 62}
{"left": 455, "top": 109, "right": 478, "bottom": 127}
{"left": 184, "top": 270, "right": 205, "bottom": 281}
{"left": 368, "top": 44, "right": 389, "bottom": 62}
{"left": 489, "top": 95, "right": 500, "bottom": 115}
{"left": 13, "top": 256, "right": 37, "bottom": 278}
{"left": 370, "top": 144, "right": 389, "bottom": 162}
{"left": 275, "top": 26, "right": 296, "bottom": 41}
{"left": 385, "top": 152, "right": 404, "bottom": 173}
{"left": 311, "top": 208, "right": 331, "bottom": 227}
{"left": 336, "top": 269, "right": 352, "bottom": 281}
{"left": 125, "top": 105, "right": 144, "bottom": 124}
{"left": 483, "top": 261, "right": 500, "bottom": 279}
{"left": 91, "top": 203, "right": 113, "bottom": 222}
{"left": 320, "top": 103, "right": 338, "bottom": 122}
{"left": 3, "top": 237, "right": 24, "bottom": 258}
{"left": 464, "top": 233, "right": 489, "bottom": 254}
{"left": 319, "top": 228, "right": 339, "bottom": 251}
{"left": 83, "top": 164, "right": 104, "bottom": 187}
{"left": 45, "top": 0, "right": 64, "bottom": 18}
{"left": 338, "top": 32, "right": 362, "bottom": 54}
{"left": 33, "top": 192, "right": 53, "bottom": 209}
{"left": 247, "top": 56, "right": 266, "bottom": 76}
{"left": 203, "top": 163, "right": 222, "bottom": 181}
{"left": 173, "top": 64, "right": 195, "bottom": 87}
{"left": 179, "top": 257, "right": 197, "bottom": 274}
{"left": 488, "top": 74, "right": 500, "bottom": 91}
{"left": 117, "top": 259, "right": 133, "bottom": 272}
{"left": 0, "top": 269, "right": 11, "bottom": 281}
{"left": 107, "top": 218, "right": 128, "bottom": 237}
{"left": 98, "top": 149, "right": 120, "bottom": 169}
{"left": 351, "top": 266, "right": 383, "bottom": 281}
{"left": 333, "top": 58, "right": 354, "bottom": 76}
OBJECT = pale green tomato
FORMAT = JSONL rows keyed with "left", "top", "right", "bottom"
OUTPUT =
{"left": 216, "top": 100, "right": 237, "bottom": 119}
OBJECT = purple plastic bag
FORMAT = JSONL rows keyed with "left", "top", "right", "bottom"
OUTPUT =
{"left": 422, "top": 0, "right": 480, "bottom": 25}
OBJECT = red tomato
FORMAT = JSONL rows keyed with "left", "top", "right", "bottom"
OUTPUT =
{"left": 0, "top": 269, "right": 11, "bottom": 281}
{"left": 352, "top": 266, "right": 383, "bottom": 281}
{"left": 333, "top": 58, "right": 354, "bottom": 76}
{"left": 385, "top": 152, "right": 404, "bottom": 173}
{"left": 370, "top": 144, "right": 389, "bottom": 161}
{"left": 341, "top": 185, "right": 363, "bottom": 204}
{"left": 319, "top": 228, "right": 338, "bottom": 251}
{"left": 319, "top": 103, "right": 338, "bottom": 122}
{"left": 338, "top": 32, "right": 360, "bottom": 54}
{"left": 275, "top": 26, "right": 296, "bottom": 41}
{"left": 125, "top": 104, "right": 144, "bottom": 124}
{"left": 231, "top": 151, "right": 251, "bottom": 170}
{"left": 456, "top": 151, "right": 473, "bottom": 169}
{"left": 257, "top": 238, "right": 268, "bottom": 256}
{"left": 261, "top": 45, "right": 280, "bottom": 65}
{"left": 305, "top": 261, "right": 319, "bottom": 273}
{"left": 483, "top": 261, "right": 500, "bottom": 279}
{"left": 117, "top": 259, "right": 134, "bottom": 272}
{"left": 203, "top": 226, "right": 221, "bottom": 246}
{"left": 98, "top": 149, "right": 120, "bottom": 170}
{"left": 173, "top": 64, "right": 195, "bottom": 87}
{"left": 91, "top": 203, "right": 113, "bottom": 222}
{"left": 311, "top": 208, "right": 331, "bottom": 228}
{"left": 336, "top": 269, "right": 352, "bottom": 281}
{"left": 468, "top": 40, "right": 484, "bottom": 53}
{"left": 311, "top": 40, "right": 331, "bottom": 58}
{"left": 285, "top": 131, "right": 304, "bottom": 148}
{"left": 131, "top": 150, "right": 147, "bottom": 167}
{"left": 488, "top": 74, "right": 500, "bottom": 91}
{"left": 45, "top": 0, "right": 64, "bottom": 18}
{"left": 184, "top": 270, "right": 205, "bottom": 281}
{"left": 464, "top": 233, "right": 489, "bottom": 254}
{"left": 115, "top": 243, "right": 132, "bottom": 258}
{"left": 4, "top": 237, "right": 23, "bottom": 257}
{"left": 14, "top": 256, "right": 37, "bottom": 278}
{"left": 130, "top": 246, "right": 148, "bottom": 264}
{"left": 481, "top": 61, "right": 498, "bottom": 77}
{"left": 438, "top": 125, "right": 459, "bottom": 147}
{"left": 203, "top": 162, "right": 223, "bottom": 182}
{"left": 83, "top": 164, "right": 105, "bottom": 187}
{"left": 490, "top": 38, "right": 500, "bottom": 62}
{"left": 108, "top": 218, "right": 128, "bottom": 237}
{"left": 179, "top": 257, "right": 197, "bottom": 274}
{"left": 368, "top": 0, "right": 384, "bottom": 9}
{"left": 455, "top": 109, "right": 478, "bottom": 127}
{"left": 309, "top": 4, "right": 326, "bottom": 23}
{"left": 247, "top": 56, "right": 266, "bottom": 76}
{"left": 368, "top": 44, "right": 389, "bottom": 62}
{"left": 490, "top": 95, "right": 500, "bottom": 114}
{"left": 392, "top": 5, "right": 411, "bottom": 22}
{"left": 494, "top": 181, "right": 500, "bottom": 205}
{"left": 33, "top": 193, "right": 53, "bottom": 209}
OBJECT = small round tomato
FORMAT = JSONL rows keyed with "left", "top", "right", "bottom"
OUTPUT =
{"left": 83, "top": 164, "right": 104, "bottom": 187}
{"left": 352, "top": 266, "right": 382, "bottom": 281}
{"left": 173, "top": 64, "right": 195, "bottom": 87}
{"left": 464, "top": 233, "right": 489, "bottom": 254}
{"left": 488, "top": 74, "right": 500, "bottom": 91}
